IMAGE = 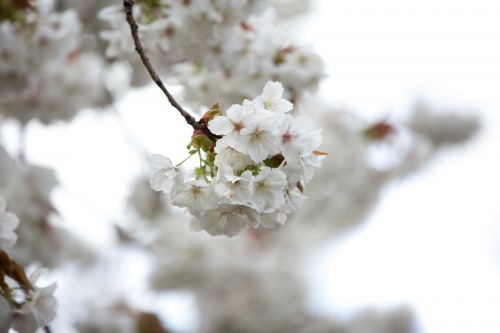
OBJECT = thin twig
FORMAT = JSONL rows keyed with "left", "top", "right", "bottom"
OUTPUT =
{"left": 44, "top": 326, "right": 53, "bottom": 333}
{"left": 122, "top": 0, "right": 219, "bottom": 141}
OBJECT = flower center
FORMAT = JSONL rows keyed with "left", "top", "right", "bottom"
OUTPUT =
{"left": 282, "top": 133, "right": 293, "bottom": 143}
{"left": 251, "top": 130, "right": 263, "bottom": 140}
{"left": 191, "top": 186, "right": 201, "bottom": 197}
{"left": 264, "top": 100, "right": 277, "bottom": 110}
{"left": 256, "top": 181, "right": 266, "bottom": 191}
{"left": 234, "top": 122, "right": 244, "bottom": 132}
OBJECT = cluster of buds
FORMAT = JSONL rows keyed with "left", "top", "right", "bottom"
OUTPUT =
{"left": 150, "top": 81, "right": 325, "bottom": 237}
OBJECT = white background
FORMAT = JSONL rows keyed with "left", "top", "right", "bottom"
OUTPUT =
{"left": 305, "top": 1, "right": 500, "bottom": 332}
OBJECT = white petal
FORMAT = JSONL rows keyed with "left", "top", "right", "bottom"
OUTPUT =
{"left": 208, "top": 116, "right": 233, "bottom": 135}
{"left": 247, "top": 142, "right": 269, "bottom": 163}
{"left": 149, "top": 154, "right": 173, "bottom": 170}
{"left": 262, "top": 81, "right": 284, "bottom": 99}
{"left": 150, "top": 173, "right": 169, "bottom": 192}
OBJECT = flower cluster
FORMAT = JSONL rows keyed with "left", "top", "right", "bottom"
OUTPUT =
{"left": 99, "top": 0, "right": 268, "bottom": 64}
{"left": 99, "top": 0, "right": 324, "bottom": 110}
{"left": 0, "top": 198, "right": 57, "bottom": 333}
{"left": 0, "top": 266, "right": 58, "bottom": 333}
{"left": 174, "top": 9, "right": 324, "bottom": 110}
{"left": 0, "top": 0, "right": 113, "bottom": 124}
{"left": 151, "top": 81, "right": 324, "bottom": 236}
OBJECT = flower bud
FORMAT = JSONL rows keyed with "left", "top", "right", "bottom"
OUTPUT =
{"left": 200, "top": 103, "right": 221, "bottom": 125}
{"left": 191, "top": 130, "right": 214, "bottom": 152}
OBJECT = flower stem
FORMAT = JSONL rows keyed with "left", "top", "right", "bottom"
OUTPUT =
{"left": 176, "top": 152, "right": 196, "bottom": 166}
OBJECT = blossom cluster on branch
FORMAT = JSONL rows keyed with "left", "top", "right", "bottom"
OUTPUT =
{"left": 99, "top": 0, "right": 323, "bottom": 110}
{"left": 150, "top": 81, "right": 324, "bottom": 236}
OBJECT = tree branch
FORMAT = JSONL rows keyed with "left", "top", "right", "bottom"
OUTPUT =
{"left": 122, "top": 0, "right": 219, "bottom": 141}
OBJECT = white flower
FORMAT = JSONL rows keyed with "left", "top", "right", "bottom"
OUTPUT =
{"left": 301, "top": 151, "right": 326, "bottom": 183}
{"left": 214, "top": 141, "right": 253, "bottom": 171}
{"left": 12, "top": 269, "right": 57, "bottom": 333}
{"left": 98, "top": 4, "right": 134, "bottom": 58}
{"left": 253, "top": 81, "right": 293, "bottom": 113}
{"left": 208, "top": 103, "right": 256, "bottom": 136}
{"left": 149, "top": 154, "right": 185, "bottom": 198}
{"left": 259, "top": 211, "right": 288, "bottom": 229}
{"left": 214, "top": 166, "right": 253, "bottom": 205}
{"left": 250, "top": 167, "right": 287, "bottom": 212}
{"left": 236, "top": 117, "right": 280, "bottom": 163}
{"left": 281, "top": 151, "right": 325, "bottom": 186}
{"left": 276, "top": 46, "right": 325, "bottom": 93}
{"left": 279, "top": 115, "right": 322, "bottom": 163}
{"left": 0, "top": 197, "right": 19, "bottom": 251}
{"left": 191, "top": 204, "right": 260, "bottom": 237}
{"left": 283, "top": 187, "right": 306, "bottom": 213}
{"left": 171, "top": 180, "right": 218, "bottom": 217}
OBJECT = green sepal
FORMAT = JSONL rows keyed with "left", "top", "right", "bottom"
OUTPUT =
{"left": 263, "top": 154, "right": 285, "bottom": 168}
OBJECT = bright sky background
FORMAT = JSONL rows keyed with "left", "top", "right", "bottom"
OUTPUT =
{"left": 304, "top": 1, "right": 500, "bottom": 332}
{"left": 11, "top": 0, "right": 500, "bottom": 332}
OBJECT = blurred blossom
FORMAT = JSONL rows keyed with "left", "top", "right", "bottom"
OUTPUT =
{"left": 409, "top": 102, "right": 481, "bottom": 147}
{"left": 0, "top": 0, "right": 490, "bottom": 332}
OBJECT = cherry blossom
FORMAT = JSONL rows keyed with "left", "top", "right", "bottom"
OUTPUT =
{"left": 11, "top": 269, "right": 57, "bottom": 333}
{"left": 150, "top": 80, "right": 324, "bottom": 237}
{"left": 149, "top": 154, "right": 185, "bottom": 198}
